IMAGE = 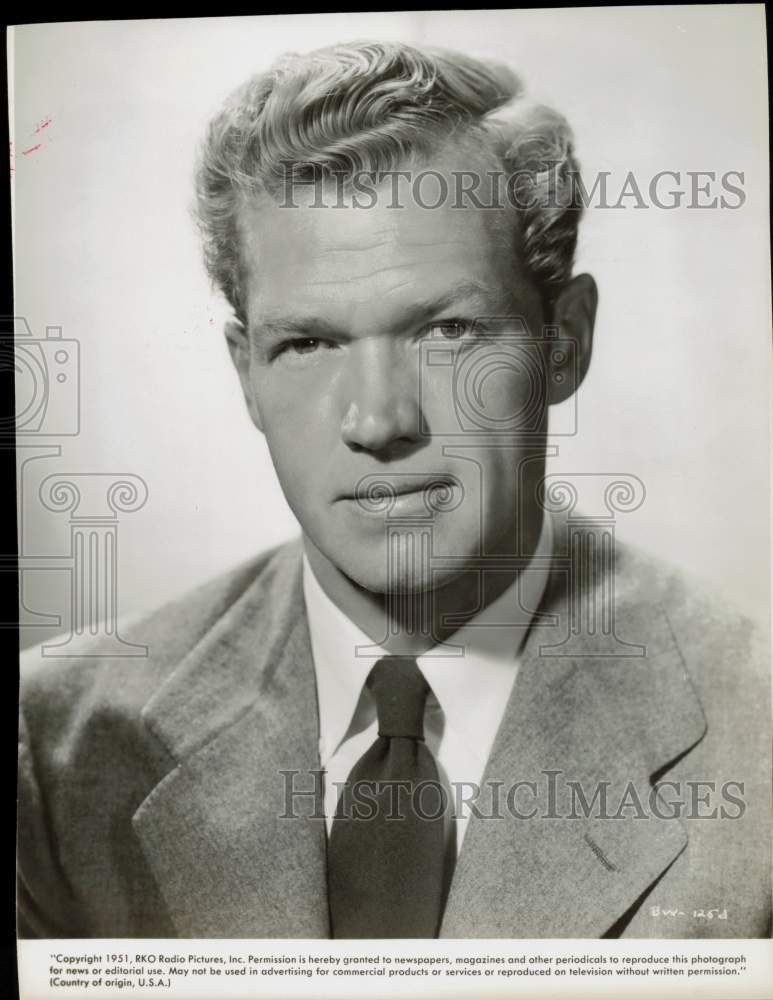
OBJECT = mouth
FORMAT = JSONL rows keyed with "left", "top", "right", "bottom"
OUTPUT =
{"left": 336, "top": 474, "right": 460, "bottom": 516}
{"left": 337, "top": 474, "right": 456, "bottom": 501}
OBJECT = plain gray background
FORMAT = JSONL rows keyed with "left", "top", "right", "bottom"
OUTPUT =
{"left": 11, "top": 7, "right": 771, "bottom": 646}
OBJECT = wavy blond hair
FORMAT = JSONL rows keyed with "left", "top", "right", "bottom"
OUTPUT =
{"left": 195, "top": 40, "right": 583, "bottom": 322}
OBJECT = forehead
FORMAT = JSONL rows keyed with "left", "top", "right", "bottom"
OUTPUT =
{"left": 238, "top": 152, "right": 534, "bottom": 326}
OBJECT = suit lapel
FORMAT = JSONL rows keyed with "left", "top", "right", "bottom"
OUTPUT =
{"left": 132, "top": 543, "right": 330, "bottom": 937}
{"left": 440, "top": 528, "right": 708, "bottom": 939}
{"left": 130, "top": 521, "right": 708, "bottom": 940}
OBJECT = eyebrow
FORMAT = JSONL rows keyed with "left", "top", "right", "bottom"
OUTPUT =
{"left": 254, "top": 279, "right": 508, "bottom": 340}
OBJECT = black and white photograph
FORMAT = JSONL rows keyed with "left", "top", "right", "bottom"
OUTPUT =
{"left": 11, "top": 6, "right": 772, "bottom": 998}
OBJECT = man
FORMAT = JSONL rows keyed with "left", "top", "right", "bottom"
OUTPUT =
{"left": 18, "top": 41, "right": 770, "bottom": 939}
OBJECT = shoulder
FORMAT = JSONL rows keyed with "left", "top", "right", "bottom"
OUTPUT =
{"left": 548, "top": 513, "right": 769, "bottom": 746}
{"left": 608, "top": 532, "right": 770, "bottom": 794}
{"left": 551, "top": 512, "right": 767, "bottom": 665}
{"left": 611, "top": 534, "right": 769, "bottom": 697}
{"left": 607, "top": 539, "right": 771, "bottom": 933}
{"left": 19, "top": 538, "right": 304, "bottom": 754}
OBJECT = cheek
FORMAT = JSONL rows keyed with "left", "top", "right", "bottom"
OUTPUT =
{"left": 251, "top": 360, "right": 342, "bottom": 431}
{"left": 251, "top": 370, "right": 313, "bottom": 440}
{"left": 422, "top": 359, "right": 545, "bottom": 437}
{"left": 262, "top": 429, "right": 326, "bottom": 523}
{"left": 422, "top": 370, "right": 546, "bottom": 444}
{"left": 251, "top": 372, "right": 338, "bottom": 500}
{"left": 469, "top": 350, "right": 547, "bottom": 429}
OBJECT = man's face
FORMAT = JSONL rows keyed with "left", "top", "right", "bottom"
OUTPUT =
{"left": 231, "top": 153, "right": 553, "bottom": 594}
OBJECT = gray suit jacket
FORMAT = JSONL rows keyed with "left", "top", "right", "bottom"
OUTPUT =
{"left": 17, "top": 516, "right": 771, "bottom": 938}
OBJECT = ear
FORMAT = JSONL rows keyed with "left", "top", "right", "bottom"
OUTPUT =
{"left": 545, "top": 273, "right": 597, "bottom": 406}
{"left": 224, "top": 318, "right": 264, "bottom": 432}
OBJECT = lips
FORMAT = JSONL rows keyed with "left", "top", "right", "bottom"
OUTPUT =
{"left": 335, "top": 473, "right": 462, "bottom": 519}
{"left": 338, "top": 474, "right": 455, "bottom": 501}
{"left": 383, "top": 477, "right": 453, "bottom": 497}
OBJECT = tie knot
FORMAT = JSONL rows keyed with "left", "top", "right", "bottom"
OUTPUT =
{"left": 367, "top": 656, "right": 429, "bottom": 740}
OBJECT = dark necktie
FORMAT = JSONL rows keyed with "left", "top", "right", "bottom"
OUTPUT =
{"left": 327, "top": 655, "right": 445, "bottom": 938}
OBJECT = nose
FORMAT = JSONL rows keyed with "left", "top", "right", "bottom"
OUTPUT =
{"left": 340, "top": 339, "right": 421, "bottom": 453}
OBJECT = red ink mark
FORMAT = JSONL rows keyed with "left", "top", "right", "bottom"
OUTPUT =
{"left": 21, "top": 144, "right": 42, "bottom": 155}
{"left": 34, "top": 116, "right": 52, "bottom": 133}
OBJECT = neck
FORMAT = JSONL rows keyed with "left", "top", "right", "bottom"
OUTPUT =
{"left": 303, "top": 511, "right": 545, "bottom": 656}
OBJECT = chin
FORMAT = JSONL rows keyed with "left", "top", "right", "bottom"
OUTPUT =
{"left": 310, "top": 512, "right": 478, "bottom": 595}
{"left": 336, "top": 558, "right": 433, "bottom": 596}
{"left": 336, "top": 543, "right": 467, "bottom": 597}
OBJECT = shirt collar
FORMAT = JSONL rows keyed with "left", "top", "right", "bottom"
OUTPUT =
{"left": 302, "top": 561, "right": 388, "bottom": 764}
{"left": 303, "top": 512, "right": 553, "bottom": 766}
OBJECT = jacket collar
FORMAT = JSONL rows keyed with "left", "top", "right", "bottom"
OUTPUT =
{"left": 439, "top": 546, "right": 707, "bottom": 937}
{"left": 133, "top": 519, "right": 707, "bottom": 938}
{"left": 133, "top": 541, "right": 330, "bottom": 937}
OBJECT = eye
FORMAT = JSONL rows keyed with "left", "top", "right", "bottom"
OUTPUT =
{"left": 273, "top": 337, "right": 326, "bottom": 360}
{"left": 426, "top": 320, "right": 474, "bottom": 340}
{"left": 289, "top": 338, "right": 320, "bottom": 354}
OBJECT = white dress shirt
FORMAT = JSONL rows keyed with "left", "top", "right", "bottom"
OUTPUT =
{"left": 303, "top": 513, "right": 553, "bottom": 876}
